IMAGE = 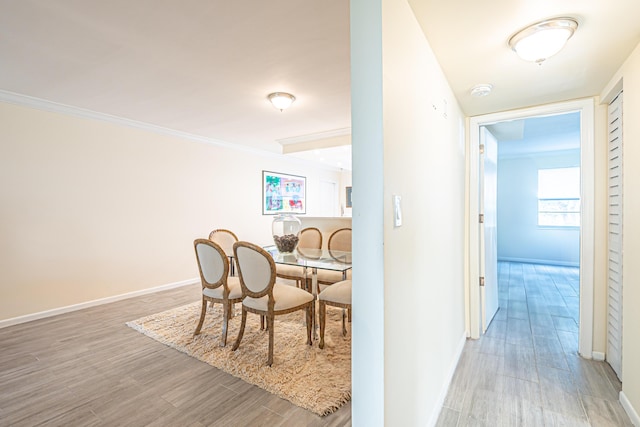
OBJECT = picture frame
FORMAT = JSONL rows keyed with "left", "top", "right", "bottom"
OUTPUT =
{"left": 262, "top": 171, "right": 306, "bottom": 215}
{"left": 346, "top": 186, "right": 353, "bottom": 208}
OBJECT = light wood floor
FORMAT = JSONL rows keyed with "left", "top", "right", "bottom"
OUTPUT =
{"left": 437, "top": 262, "right": 633, "bottom": 426}
{"left": 2, "top": 263, "right": 633, "bottom": 426}
{"left": 0, "top": 284, "right": 351, "bottom": 426}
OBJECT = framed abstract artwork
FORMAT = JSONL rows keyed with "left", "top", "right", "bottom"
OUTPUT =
{"left": 262, "top": 171, "right": 306, "bottom": 215}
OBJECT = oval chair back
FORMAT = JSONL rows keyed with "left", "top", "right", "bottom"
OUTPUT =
{"left": 296, "top": 227, "right": 323, "bottom": 260}
{"left": 208, "top": 229, "right": 239, "bottom": 258}
{"left": 299, "top": 227, "right": 322, "bottom": 249}
{"left": 329, "top": 228, "right": 352, "bottom": 252}
{"left": 194, "top": 239, "right": 229, "bottom": 291}
{"left": 233, "top": 241, "right": 276, "bottom": 298}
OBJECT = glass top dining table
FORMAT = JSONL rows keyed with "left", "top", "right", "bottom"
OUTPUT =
{"left": 263, "top": 245, "right": 352, "bottom": 276}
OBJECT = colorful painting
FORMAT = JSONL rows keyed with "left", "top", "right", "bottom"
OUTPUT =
{"left": 262, "top": 171, "right": 306, "bottom": 215}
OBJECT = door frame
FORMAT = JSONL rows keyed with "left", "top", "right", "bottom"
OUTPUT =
{"left": 467, "top": 98, "right": 595, "bottom": 358}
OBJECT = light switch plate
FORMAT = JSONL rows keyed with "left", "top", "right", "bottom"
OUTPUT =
{"left": 393, "top": 195, "right": 402, "bottom": 227}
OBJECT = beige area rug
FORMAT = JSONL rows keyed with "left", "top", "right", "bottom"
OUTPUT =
{"left": 126, "top": 301, "right": 351, "bottom": 416}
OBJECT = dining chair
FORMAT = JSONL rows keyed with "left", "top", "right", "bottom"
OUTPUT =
{"left": 317, "top": 227, "right": 352, "bottom": 289}
{"left": 232, "top": 241, "right": 313, "bottom": 366}
{"left": 275, "top": 227, "right": 322, "bottom": 290}
{"left": 208, "top": 229, "right": 239, "bottom": 276}
{"left": 318, "top": 279, "right": 352, "bottom": 349}
{"left": 193, "top": 239, "right": 243, "bottom": 346}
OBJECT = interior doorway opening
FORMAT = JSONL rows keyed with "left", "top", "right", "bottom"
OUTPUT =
{"left": 468, "top": 98, "right": 595, "bottom": 359}
{"left": 481, "top": 112, "right": 582, "bottom": 337}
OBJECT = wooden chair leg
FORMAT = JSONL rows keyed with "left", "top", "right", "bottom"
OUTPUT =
{"left": 260, "top": 315, "right": 265, "bottom": 330}
{"left": 194, "top": 297, "right": 207, "bottom": 336}
{"left": 348, "top": 308, "right": 352, "bottom": 323}
{"left": 341, "top": 308, "right": 347, "bottom": 336}
{"left": 232, "top": 308, "right": 247, "bottom": 351}
{"left": 306, "top": 304, "right": 312, "bottom": 345}
{"left": 220, "top": 302, "right": 230, "bottom": 347}
{"left": 267, "top": 314, "right": 275, "bottom": 366}
{"left": 319, "top": 300, "right": 326, "bottom": 349}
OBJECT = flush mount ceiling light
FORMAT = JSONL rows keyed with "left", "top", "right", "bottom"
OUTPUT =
{"left": 470, "top": 84, "right": 493, "bottom": 97}
{"left": 268, "top": 92, "right": 296, "bottom": 111}
{"left": 508, "top": 17, "right": 578, "bottom": 63}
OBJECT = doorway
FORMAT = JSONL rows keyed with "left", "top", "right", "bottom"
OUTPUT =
{"left": 468, "top": 98, "right": 595, "bottom": 359}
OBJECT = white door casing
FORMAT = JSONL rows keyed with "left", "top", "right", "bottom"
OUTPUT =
{"left": 467, "top": 98, "right": 594, "bottom": 359}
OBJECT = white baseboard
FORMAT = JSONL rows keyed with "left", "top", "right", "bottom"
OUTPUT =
{"left": 620, "top": 391, "right": 640, "bottom": 426}
{"left": 497, "top": 257, "right": 579, "bottom": 268}
{"left": 0, "top": 278, "right": 199, "bottom": 329}
{"left": 592, "top": 351, "right": 605, "bottom": 361}
{"left": 428, "top": 333, "right": 467, "bottom": 427}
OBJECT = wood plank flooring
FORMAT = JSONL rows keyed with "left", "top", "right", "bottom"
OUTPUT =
{"left": 2, "top": 262, "right": 632, "bottom": 426}
{"left": 437, "top": 262, "right": 633, "bottom": 427}
{"left": 0, "top": 284, "right": 351, "bottom": 426}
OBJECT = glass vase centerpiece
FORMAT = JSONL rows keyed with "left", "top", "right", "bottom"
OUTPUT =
{"left": 272, "top": 214, "right": 301, "bottom": 253}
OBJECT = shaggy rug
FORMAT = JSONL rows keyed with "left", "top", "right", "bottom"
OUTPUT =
{"left": 126, "top": 301, "right": 351, "bottom": 416}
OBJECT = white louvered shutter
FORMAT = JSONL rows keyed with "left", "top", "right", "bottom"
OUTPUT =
{"left": 607, "top": 91, "right": 623, "bottom": 379}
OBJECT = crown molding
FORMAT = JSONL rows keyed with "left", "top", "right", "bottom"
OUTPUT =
{"left": 277, "top": 127, "right": 351, "bottom": 145}
{"left": 0, "top": 90, "right": 266, "bottom": 156}
{"left": 0, "top": 90, "right": 347, "bottom": 173}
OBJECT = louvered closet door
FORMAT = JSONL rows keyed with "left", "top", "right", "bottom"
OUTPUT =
{"left": 607, "top": 91, "right": 623, "bottom": 379}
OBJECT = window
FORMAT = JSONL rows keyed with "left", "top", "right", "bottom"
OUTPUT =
{"left": 538, "top": 167, "right": 581, "bottom": 227}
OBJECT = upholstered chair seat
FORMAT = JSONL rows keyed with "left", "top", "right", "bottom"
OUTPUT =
{"left": 276, "top": 264, "right": 308, "bottom": 280}
{"left": 243, "top": 283, "right": 314, "bottom": 312}
{"left": 318, "top": 279, "right": 352, "bottom": 349}
{"left": 316, "top": 269, "right": 352, "bottom": 289}
{"left": 202, "top": 276, "right": 242, "bottom": 300}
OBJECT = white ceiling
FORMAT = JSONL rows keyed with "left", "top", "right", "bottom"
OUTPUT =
{"left": 490, "top": 112, "right": 581, "bottom": 158}
{"left": 409, "top": 0, "right": 640, "bottom": 116}
{"left": 0, "top": 0, "right": 351, "bottom": 154}
{"left": 1, "top": 1, "right": 639, "bottom": 164}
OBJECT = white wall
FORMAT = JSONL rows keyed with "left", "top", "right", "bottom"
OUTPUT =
{"left": 497, "top": 149, "right": 581, "bottom": 266}
{"left": 350, "top": 0, "right": 385, "bottom": 423}
{"left": 0, "top": 100, "right": 342, "bottom": 322}
{"left": 351, "top": 0, "right": 467, "bottom": 425}
{"left": 602, "top": 40, "right": 640, "bottom": 424}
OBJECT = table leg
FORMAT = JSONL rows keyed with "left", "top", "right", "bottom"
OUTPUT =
{"left": 229, "top": 256, "right": 235, "bottom": 277}
{"left": 308, "top": 267, "right": 319, "bottom": 340}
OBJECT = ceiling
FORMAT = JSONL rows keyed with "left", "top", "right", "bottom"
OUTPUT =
{"left": 489, "top": 112, "right": 581, "bottom": 158}
{"left": 1, "top": 1, "right": 639, "bottom": 164}
{"left": 409, "top": 0, "right": 640, "bottom": 116}
{"left": 0, "top": 0, "right": 351, "bottom": 154}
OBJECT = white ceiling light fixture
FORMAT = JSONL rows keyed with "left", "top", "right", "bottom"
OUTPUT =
{"left": 471, "top": 83, "right": 493, "bottom": 97}
{"left": 268, "top": 92, "right": 296, "bottom": 111}
{"left": 509, "top": 17, "right": 578, "bottom": 64}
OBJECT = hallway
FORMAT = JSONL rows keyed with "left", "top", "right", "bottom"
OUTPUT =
{"left": 437, "top": 262, "right": 632, "bottom": 426}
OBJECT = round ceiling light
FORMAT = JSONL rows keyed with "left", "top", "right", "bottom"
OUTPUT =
{"left": 268, "top": 92, "right": 296, "bottom": 111}
{"left": 470, "top": 84, "right": 493, "bottom": 97}
{"left": 508, "top": 18, "right": 578, "bottom": 63}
